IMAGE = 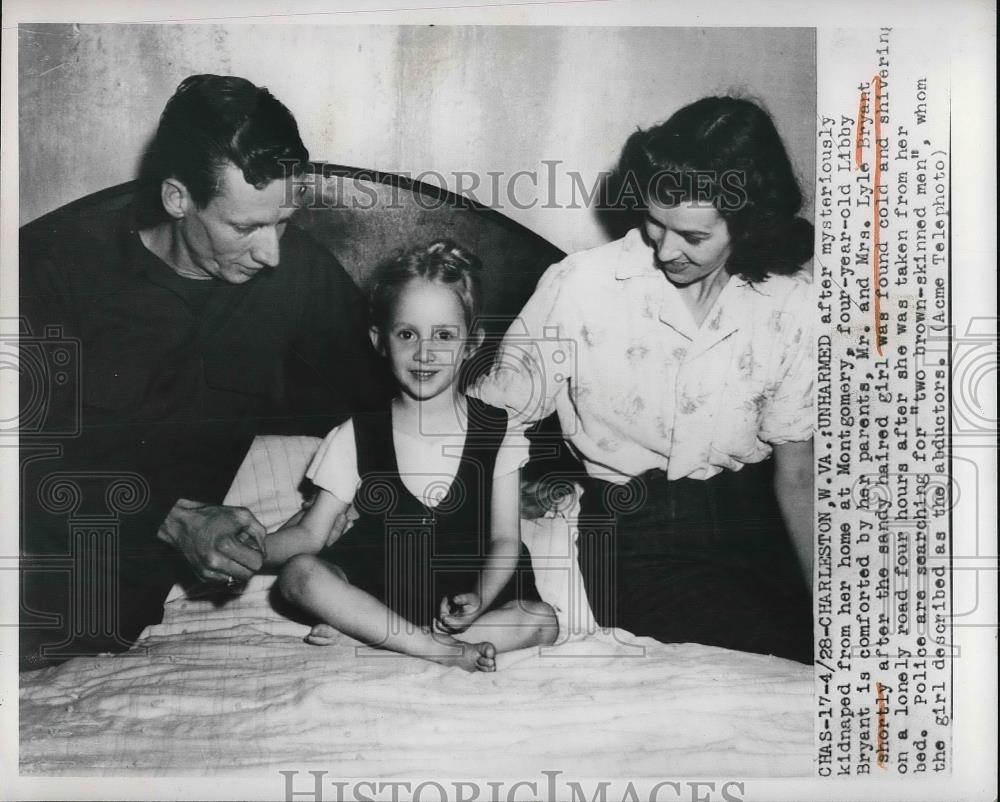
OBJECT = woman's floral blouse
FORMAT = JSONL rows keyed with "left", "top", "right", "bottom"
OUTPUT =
{"left": 471, "top": 228, "right": 814, "bottom": 483}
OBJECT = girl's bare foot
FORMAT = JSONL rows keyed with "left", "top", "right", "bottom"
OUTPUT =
{"left": 451, "top": 640, "right": 496, "bottom": 673}
{"left": 305, "top": 623, "right": 340, "bottom": 645}
{"left": 307, "top": 623, "right": 495, "bottom": 672}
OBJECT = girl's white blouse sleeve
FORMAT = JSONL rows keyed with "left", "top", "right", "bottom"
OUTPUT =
{"left": 305, "top": 420, "right": 362, "bottom": 505}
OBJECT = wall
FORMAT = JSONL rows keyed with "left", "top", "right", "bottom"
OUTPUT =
{"left": 19, "top": 24, "right": 815, "bottom": 253}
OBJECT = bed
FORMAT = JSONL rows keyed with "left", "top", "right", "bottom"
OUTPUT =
{"left": 20, "top": 433, "right": 814, "bottom": 777}
{"left": 19, "top": 167, "right": 814, "bottom": 778}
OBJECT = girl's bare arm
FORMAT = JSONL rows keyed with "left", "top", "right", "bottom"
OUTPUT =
{"left": 264, "top": 489, "right": 351, "bottom": 568}
{"left": 478, "top": 468, "right": 524, "bottom": 609}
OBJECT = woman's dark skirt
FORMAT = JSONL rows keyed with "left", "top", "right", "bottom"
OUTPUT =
{"left": 576, "top": 460, "right": 813, "bottom": 663}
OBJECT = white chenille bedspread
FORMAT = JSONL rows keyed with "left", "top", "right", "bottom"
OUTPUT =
{"left": 19, "top": 436, "right": 815, "bottom": 777}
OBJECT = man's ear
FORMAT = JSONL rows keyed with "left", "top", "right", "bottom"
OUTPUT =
{"left": 369, "top": 326, "right": 383, "bottom": 354}
{"left": 160, "top": 178, "right": 192, "bottom": 221}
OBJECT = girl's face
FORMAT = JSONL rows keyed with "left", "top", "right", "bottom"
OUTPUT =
{"left": 371, "top": 278, "right": 479, "bottom": 403}
{"left": 642, "top": 200, "right": 732, "bottom": 286}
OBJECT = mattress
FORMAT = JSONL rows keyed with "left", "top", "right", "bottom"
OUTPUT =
{"left": 19, "top": 436, "right": 815, "bottom": 777}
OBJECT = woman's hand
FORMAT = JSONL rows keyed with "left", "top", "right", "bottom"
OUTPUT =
{"left": 282, "top": 506, "right": 310, "bottom": 529}
{"left": 435, "top": 592, "right": 482, "bottom": 634}
{"left": 520, "top": 477, "right": 578, "bottom": 520}
{"left": 324, "top": 504, "right": 359, "bottom": 548}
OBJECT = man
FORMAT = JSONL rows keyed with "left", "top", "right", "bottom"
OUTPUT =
{"left": 19, "top": 75, "right": 385, "bottom": 668}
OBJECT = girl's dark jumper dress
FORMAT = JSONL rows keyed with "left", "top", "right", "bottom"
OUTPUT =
{"left": 319, "top": 397, "right": 541, "bottom": 629}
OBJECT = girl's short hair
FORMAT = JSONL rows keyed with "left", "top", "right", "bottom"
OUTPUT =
{"left": 369, "top": 239, "right": 484, "bottom": 331}
{"left": 618, "top": 96, "right": 813, "bottom": 283}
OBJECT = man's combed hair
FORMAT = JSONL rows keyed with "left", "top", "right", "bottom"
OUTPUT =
{"left": 143, "top": 74, "right": 309, "bottom": 207}
{"left": 619, "top": 96, "right": 814, "bottom": 283}
{"left": 369, "top": 240, "right": 485, "bottom": 331}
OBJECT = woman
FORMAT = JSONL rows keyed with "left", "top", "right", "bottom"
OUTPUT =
{"left": 472, "top": 96, "right": 815, "bottom": 663}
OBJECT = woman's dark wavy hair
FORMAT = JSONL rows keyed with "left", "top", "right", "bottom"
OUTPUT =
{"left": 141, "top": 74, "right": 309, "bottom": 208}
{"left": 619, "top": 96, "right": 813, "bottom": 282}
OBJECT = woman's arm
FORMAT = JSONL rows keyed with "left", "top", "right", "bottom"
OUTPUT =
{"left": 773, "top": 439, "right": 815, "bottom": 590}
{"left": 263, "top": 489, "right": 350, "bottom": 569}
{"left": 468, "top": 261, "right": 575, "bottom": 427}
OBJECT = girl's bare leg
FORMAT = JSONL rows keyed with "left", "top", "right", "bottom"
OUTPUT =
{"left": 453, "top": 600, "right": 558, "bottom": 652}
{"left": 279, "top": 554, "right": 495, "bottom": 672}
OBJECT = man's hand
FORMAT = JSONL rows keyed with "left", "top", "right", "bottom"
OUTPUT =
{"left": 435, "top": 592, "right": 482, "bottom": 634}
{"left": 157, "top": 499, "right": 267, "bottom": 584}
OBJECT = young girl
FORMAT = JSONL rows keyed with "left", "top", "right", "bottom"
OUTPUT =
{"left": 265, "top": 240, "right": 558, "bottom": 672}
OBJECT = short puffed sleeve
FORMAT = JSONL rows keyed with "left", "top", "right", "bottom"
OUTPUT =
{"left": 305, "top": 419, "right": 362, "bottom": 504}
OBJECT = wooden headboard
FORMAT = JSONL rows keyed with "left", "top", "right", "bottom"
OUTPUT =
{"left": 21, "top": 163, "right": 565, "bottom": 340}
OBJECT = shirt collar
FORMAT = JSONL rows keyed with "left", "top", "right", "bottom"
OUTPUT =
{"left": 683, "top": 275, "right": 758, "bottom": 357}
{"left": 614, "top": 228, "right": 660, "bottom": 280}
{"left": 613, "top": 228, "right": 759, "bottom": 348}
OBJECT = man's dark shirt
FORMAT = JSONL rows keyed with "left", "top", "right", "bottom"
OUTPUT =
{"left": 19, "top": 201, "right": 386, "bottom": 659}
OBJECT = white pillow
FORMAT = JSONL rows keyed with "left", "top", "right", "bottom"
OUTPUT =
{"left": 223, "top": 434, "right": 321, "bottom": 531}
{"left": 222, "top": 434, "right": 596, "bottom": 636}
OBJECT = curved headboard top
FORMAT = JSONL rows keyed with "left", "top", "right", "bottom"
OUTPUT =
{"left": 21, "top": 163, "right": 566, "bottom": 338}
